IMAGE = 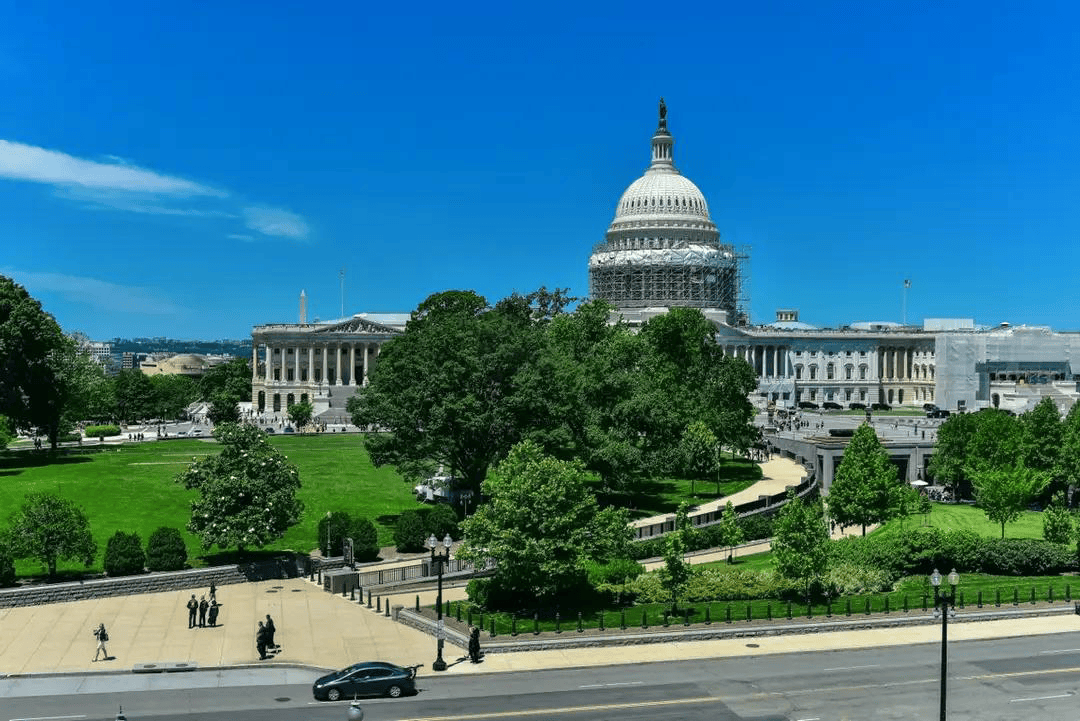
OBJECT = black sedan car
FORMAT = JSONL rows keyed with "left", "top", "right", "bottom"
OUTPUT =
{"left": 312, "top": 661, "right": 418, "bottom": 701}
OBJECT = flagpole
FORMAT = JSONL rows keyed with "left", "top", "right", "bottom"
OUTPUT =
{"left": 903, "top": 279, "right": 910, "bottom": 325}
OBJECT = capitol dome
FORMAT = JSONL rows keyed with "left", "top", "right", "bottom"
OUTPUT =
{"left": 588, "top": 100, "right": 740, "bottom": 322}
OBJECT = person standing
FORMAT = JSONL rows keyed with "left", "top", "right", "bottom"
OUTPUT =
{"left": 186, "top": 594, "right": 198, "bottom": 629}
{"left": 198, "top": 595, "right": 209, "bottom": 627}
{"left": 265, "top": 614, "right": 277, "bottom": 650}
{"left": 209, "top": 581, "right": 217, "bottom": 603}
{"left": 256, "top": 621, "right": 269, "bottom": 659}
{"left": 208, "top": 600, "right": 219, "bottom": 627}
{"left": 92, "top": 623, "right": 109, "bottom": 662}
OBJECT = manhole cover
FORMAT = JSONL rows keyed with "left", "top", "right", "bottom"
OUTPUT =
{"left": 266, "top": 589, "right": 278, "bottom": 593}
{"left": 273, "top": 585, "right": 285, "bottom": 589}
{"left": 275, "top": 697, "right": 291, "bottom": 702}
{"left": 746, "top": 643, "right": 759, "bottom": 648}
{"left": 292, "top": 589, "right": 303, "bottom": 592}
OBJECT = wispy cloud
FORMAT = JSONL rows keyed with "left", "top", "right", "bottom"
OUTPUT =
{"left": 1, "top": 268, "right": 183, "bottom": 315}
{"left": 243, "top": 206, "right": 310, "bottom": 240}
{"left": 0, "top": 139, "right": 225, "bottom": 196}
{"left": 0, "top": 138, "right": 313, "bottom": 242}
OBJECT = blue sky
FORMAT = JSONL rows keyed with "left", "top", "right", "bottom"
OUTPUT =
{"left": 3, "top": 1, "right": 1079, "bottom": 339}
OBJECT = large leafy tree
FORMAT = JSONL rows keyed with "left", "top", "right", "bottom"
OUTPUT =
{"left": 7, "top": 492, "right": 97, "bottom": 577}
{"left": 928, "top": 411, "right": 977, "bottom": 500}
{"left": 457, "top": 441, "right": 632, "bottom": 606}
{"left": 287, "top": 400, "right": 314, "bottom": 433}
{"left": 1057, "top": 402, "right": 1080, "bottom": 505}
{"left": 198, "top": 357, "right": 252, "bottom": 404}
{"left": 348, "top": 289, "right": 560, "bottom": 492}
{"left": 0, "top": 276, "right": 82, "bottom": 447}
{"left": 176, "top": 423, "right": 304, "bottom": 552}
{"left": 972, "top": 461, "right": 1048, "bottom": 539}
{"left": 149, "top": 374, "right": 199, "bottom": 420}
{"left": 112, "top": 368, "right": 158, "bottom": 422}
{"left": 772, "top": 492, "right": 830, "bottom": 599}
{"left": 827, "top": 423, "right": 902, "bottom": 535}
{"left": 1020, "top": 398, "right": 1062, "bottom": 491}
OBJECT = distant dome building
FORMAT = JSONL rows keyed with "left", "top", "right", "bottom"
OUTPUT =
{"left": 589, "top": 99, "right": 743, "bottom": 324}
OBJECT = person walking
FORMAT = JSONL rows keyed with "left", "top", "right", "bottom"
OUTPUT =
{"left": 256, "top": 621, "right": 269, "bottom": 659}
{"left": 208, "top": 600, "right": 219, "bottom": 627}
{"left": 92, "top": 623, "right": 109, "bottom": 662}
{"left": 198, "top": 595, "right": 209, "bottom": 627}
{"left": 209, "top": 581, "right": 217, "bottom": 603}
{"left": 186, "top": 594, "right": 198, "bottom": 629}
{"left": 265, "top": 614, "right": 277, "bottom": 650}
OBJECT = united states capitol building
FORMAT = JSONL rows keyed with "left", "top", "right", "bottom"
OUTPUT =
{"left": 251, "top": 101, "right": 1080, "bottom": 419}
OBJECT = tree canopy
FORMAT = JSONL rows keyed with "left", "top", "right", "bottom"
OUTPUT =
{"left": 771, "top": 493, "right": 830, "bottom": 598}
{"left": 287, "top": 400, "right": 314, "bottom": 433}
{"left": 457, "top": 441, "right": 632, "bottom": 607}
{"left": 7, "top": 492, "right": 97, "bottom": 577}
{"left": 176, "top": 423, "right": 304, "bottom": 551}
{"left": 827, "top": 423, "right": 902, "bottom": 534}
{"left": 972, "top": 461, "right": 1048, "bottom": 539}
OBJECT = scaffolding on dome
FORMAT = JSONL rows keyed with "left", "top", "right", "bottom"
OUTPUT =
{"left": 588, "top": 240, "right": 749, "bottom": 324}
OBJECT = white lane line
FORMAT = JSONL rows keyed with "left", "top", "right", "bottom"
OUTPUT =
{"left": 578, "top": 681, "right": 644, "bottom": 688}
{"left": 821, "top": 664, "right": 881, "bottom": 672}
{"left": 1038, "top": 648, "right": 1080, "bottom": 655}
{"left": 10, "top": 716, "right": 87, "bottom": 721}
{"left": 795, "top": 717, "right": 822, "bottom": 721}
{"left": 1009, "top": 691, "right": 1075, "bottom": 703}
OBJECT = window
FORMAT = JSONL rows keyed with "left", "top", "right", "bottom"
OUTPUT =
{"left": 810, "top": 389, "right": 817, "bottom": 400}
{"left": 859, "top": 365, "right": 868, "bottom": 380}
{"left": 795, "top": 365, "right": 803, "bottom": 380}
{"left": 810, "top": 366, "right": 818, "bottom": 380}
{"left": 845, "top": 389, "right": 852, "bottom": 401}
{"left": 827, "top": 363, "right": 835, "bottom": 380}
{"left": 845, "top": 365, "right": 853, "bottom": 380}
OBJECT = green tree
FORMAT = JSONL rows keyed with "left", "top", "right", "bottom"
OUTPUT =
{"left": 966, "top": 409, "right": 1025, "bottom": 474}
{"left": 458, "top": 440, "right": 633, "bottom": 606}
{"left": 0, "top": 415, "right": 13, "bottom": 451}
{"left": 148, "top": 374, "right": 199, "bottom": 420}
{"left": 287, "top": 400, "right": 314, "bottom": 434}
{"left": 348, "top": 290, "right": 552, "bottom": 493}
{"left": 971, "top": 461, "right": 1048, "bottom": 539}
{"left": 1043, "top": 493, "right": 1074, "bottom": 545}
{"left": 680, "top": 420, "right": 717, "bottom": 496}
{"left": 176, "top": 423, "right": 304, "bottom": 552}
{"left": 658, "top": 531, "right": 690, "bottom": 613}
{"left": 206, "top": 392, "right": 241, "bottom": 425}
{"left": 198, "top": 357, "right": 252, "bottom": 404}
{"left": 0, "top": 276, "right": 73, "bottom": 448}
{"left": 350, "top": 516, "right": 380, "bottom": 561}
{"left": 827, "top": 424, "right": 902, "bottom": 535}
{"left": 0, "top": 537, "right": 14, "bottom": 587}
{"left": 928, "top": 412, "right": 977, "bottom": 501}
{"left": 7, "top": 492, "right": 97, "bottom": 577}
{"left": 104, "top": 531, "right": 146, "bottom": 576}
{"left": 715, "top": 501, "right": 744, "bottom": 562}
{"left": 393, "top": 510, "right": 427, "bottom": 552}
{"left": 1056, "top": 402, "right": 1080, "bottom": 504}
{"left": 1021, "top": 397, "right": 1062, "bottom": 478}
{"left": 112, "top": 369, "right": 157, "bottom": 423}
{"left": 772, "top": 493, "right": 830, "bottom": 599}
{"left": 319, "top": 510, "right": 356, "bottom": 557}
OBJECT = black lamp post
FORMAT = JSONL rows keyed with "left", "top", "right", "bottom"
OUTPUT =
{"left": 428, "top": 532, "right": 452, "bottom": 671}
{"left": 930, "top": 567, "right": 960, "bottom": 721}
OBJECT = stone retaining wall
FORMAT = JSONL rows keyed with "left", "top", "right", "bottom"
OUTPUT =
{"left": 0, "top": 555, "right": 307, "bottom": 609}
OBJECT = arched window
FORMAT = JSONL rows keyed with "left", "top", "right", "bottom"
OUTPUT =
{"left": 810, "top": 366, "right": 818, "bottom": 380}
{"left": 827, "top": 363, "right": 835, "bottom": 380}
{"left": 845, "top": 364, "right": 854, "bottom": 380}
{"left": 795, "top": 364, "right": 803, "bottom": 380}
{"left": 257, "top": 391, "right": 265, "bottom": 412}
{"left": 859, "top": 364, "right": 868, "bottom": 380}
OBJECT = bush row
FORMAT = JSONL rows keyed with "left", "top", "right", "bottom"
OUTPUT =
{"left": 394, "top": 505, "right": 460, "bottom": 552}
{"left": 830, "top": 528, "right": 1077, "bottom": 579}
{"left": 84, "top": 425, "right": 121, "bottom": 437}
{"left": 104, "top": 527, "right": 188, "bottom": 576}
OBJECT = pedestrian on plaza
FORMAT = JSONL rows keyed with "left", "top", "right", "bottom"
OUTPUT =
{"left": 256, "top": 621, "right": 269, "bottom": 659}
{"left": 208, "top": 600, "right": 219, "bottom": 627}
{"left": 265, "top": 614, "right": 278, "bottom": 650}
{"left": 468, "top": 626, "right": 482, "bottom": 663}
{"left": 186, "top": 594, "right": 198, "bottom": 629}
{"left": 92, "top": 623, "right": 109, "bottom": 662}
{"left": 209, "top": 581, "right": 217, "bottom": 603}
{"left": 198, "top": 595, "right": 209, "bottom": 627}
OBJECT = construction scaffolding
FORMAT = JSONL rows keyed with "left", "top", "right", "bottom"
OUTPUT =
{"left": 588, "top": 240, "right": 749, "bottom": 324}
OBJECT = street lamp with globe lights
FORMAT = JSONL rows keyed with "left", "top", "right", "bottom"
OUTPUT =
{"left": 930, "top": 567, "right": 960, "bottom": 721}
{"left": 428, "top": 533, "right": 452, "bottom": 671}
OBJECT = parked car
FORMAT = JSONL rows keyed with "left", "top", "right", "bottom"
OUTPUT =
{"left": 927, "top": 408, "right": 950, "bottom": 419}
{"left": 871, "top": 402, "right": 892, "bottom": 411}
{"left": 822, "top": 401, "right": 843, "bottom": 410}
{"left": 264, "top": 427, "right": 276, "bottom": 434}
{"left": 848, "top": 402, "right": 867, "bottom": 410}
{"left": 923, "top": 403, "right": 938, "bottom": 412}
{"left": 312, "top": 661, "right": 419, "bottom": 701}
{"left": 798, "top": 401, "right": 819, "bottom": 410}
{"left": 191, "top": 429, "right": 203, "bottom": 436}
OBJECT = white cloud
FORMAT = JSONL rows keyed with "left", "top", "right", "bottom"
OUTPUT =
{"left": 54, "top": 186, "right": 236, "bottom": 218}
{"left": 243, "top": 206, "right": 310, "bottom": 240}
{"left": 227, "top": 233, "right": 255, "bottom": 241}
{"left": 1, "top": 269, "right": 183, "bottom": 315}
{"left": 0, "top": 139, "right": 226, "bottom": 197}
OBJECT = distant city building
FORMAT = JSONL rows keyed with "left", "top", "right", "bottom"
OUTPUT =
{"left": 250, "top": 314, "right": 406, "bottom": 418}
{"left": 139, "top": 353, "right": 234, "bottom": 377}
{"left": 121, "top": 351, "right": 149, "bottom": 370}
{"left": 75, "top": 338, "right": 112, "bottom": 367}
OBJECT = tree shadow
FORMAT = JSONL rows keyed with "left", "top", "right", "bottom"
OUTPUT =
{"left": 0, "top": 450, "right": 95, "bottom": 476}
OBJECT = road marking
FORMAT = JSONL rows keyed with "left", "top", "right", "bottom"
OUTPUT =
{"left": 795, "top": 718, "right": 821, "bottom": 720}
{"left": 399, "top": 696, "right": 719, "bottom": 720}
{"left": 578, "top": 681, "right": 644, "bottom": 688}
{"left": 1039, "top": 648, "right": 1080, "bottom": 655}
{"left": 1009, "top": 692, "right": 1075, "bottom": 703}
{"left": 10, "top": 716, "right": 87, "bottom": 721}
{"left": 821, "top": 664, "right": 880, "bottom": 672}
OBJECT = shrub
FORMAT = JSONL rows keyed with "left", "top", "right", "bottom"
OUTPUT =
{"left": 85, "top": 425, "right": 121, "bottom": 437}
{"left": 423, "top": 504, "right": 460, "bottom": 541}
{"left": 823, "top": 562, "right": 893, "bottom": 596}
{"left": 318, "top": 510, "right": 356, "bottom": 557}
{"left": 630, "top": 566, "right": 803, "bottom": 603}
{"left": 0, "top": 540, "right": 14, "bottom": 587}
{"left": 104, "top": 531, "right": 145, "bottom": 576}
{"left": 393, "top": 510, "right": 427, "bottom": 552}
{"left": 1043, "top": 502, "right": 1074, "bottom": 545}
{"left": 350, "top": 516, "right": 380, "bottom": 562}
{"left": 146, "top": 527, "right": 188, "bottom": 571}
{"left": 738, "top": 513, "right": 774, "bottom": 542}
{"left": 586, "top": 557, "right": 644, "bottom": 587}
{"left": 976, "top": 538, "right": 1075, "bottom": 575}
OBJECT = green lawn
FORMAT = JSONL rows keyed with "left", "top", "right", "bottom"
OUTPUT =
{"left": 596, "top": 458, "right": 763, "bottom": 519}
{"left": 876, "top": 501, "right": 1045, "bottom": 539}
{"left": 0, "top": 435, "right": 424, "bottom": 577}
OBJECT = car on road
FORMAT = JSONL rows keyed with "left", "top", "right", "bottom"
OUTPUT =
{"left": 191, "top": 429, "right": 203, "bottom": 436}
{"left": 312, "top": 661, "right": 419, "bottom": 701}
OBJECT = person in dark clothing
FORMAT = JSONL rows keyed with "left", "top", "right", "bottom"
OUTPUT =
{"left": 186, "top": 594, "right": 198, "bottom": 629}
{"left": 208, "top": 600, "right": 219, "bottom": 627}
{"left": 209, "top": 581, "right": 217, "bottom": 603}
{"left": 468, "top": 626, "right": 482, "bottom": 663}
{"left": 256, "top": 621, "right": 269, "bottom": 659}
{"left": 265, "top": 614, "right": 277, "bottom": 650}
{"left": 198, "top": 596, "right": 209, "bottom": 627}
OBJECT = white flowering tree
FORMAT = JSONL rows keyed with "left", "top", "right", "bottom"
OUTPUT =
{"left": 176, "top": 423, "right": 304, "bottom": 552}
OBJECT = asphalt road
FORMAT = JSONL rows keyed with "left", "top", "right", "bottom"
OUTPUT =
{"left": 5, "top": 632, "right": 1080, "bottom": 721}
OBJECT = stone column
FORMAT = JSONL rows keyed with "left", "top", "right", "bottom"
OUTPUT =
{"left": 293, "top": 345, "right": 300, "bottom": 383}
{"left": 264, "top": 344, "right": 271, "bottom": 382}
{"left": 335, "top": 345, "right": 342, "bottom": 385}
{"left": 321, "top": 344, "right": 328, "bottom": 385}
{"left": 279, "top": 345, "right": 286, "bottom": 384}
{"left": 349, "top": 344, "right": 356, "bottom": 385}
{"left": 307, "top": 346, "right": 314, "bottom": 385}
